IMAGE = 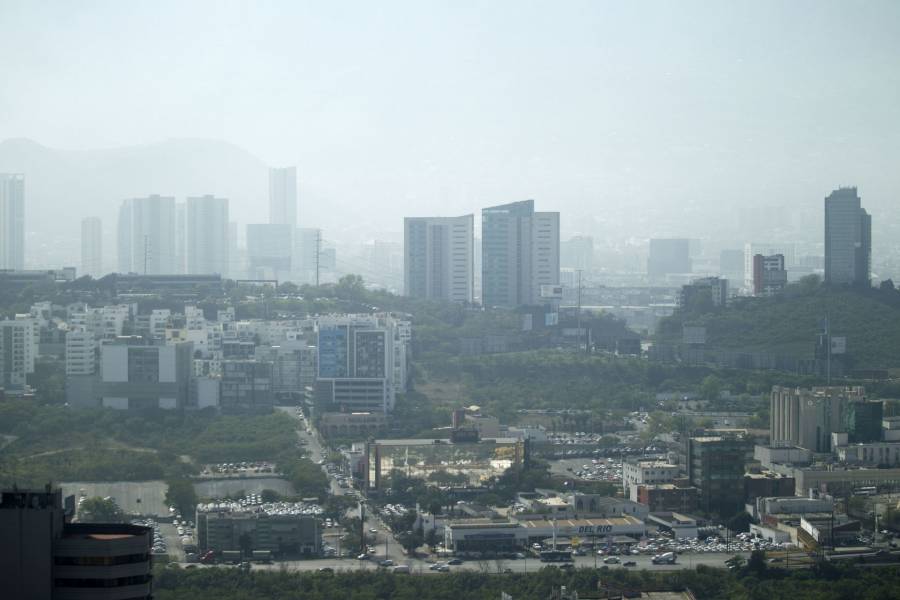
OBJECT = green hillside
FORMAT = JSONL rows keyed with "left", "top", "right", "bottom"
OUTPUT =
{"left": 657, "top": 278, "right": 900, "bottom": 370}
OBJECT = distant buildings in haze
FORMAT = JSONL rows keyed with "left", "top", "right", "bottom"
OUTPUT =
{"left": 269, "top": 166, "right": 298, "bottom": 227}
{"left": 647, "top": 239, "right": 691, "bottom": 281}
{"left": 0, "top": 173, "right": 25, "bottom": 270}
{"left": 80, "top": 217, "right": 102, "bottom": 277}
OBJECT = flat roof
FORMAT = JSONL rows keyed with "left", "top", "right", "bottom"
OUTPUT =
{"left": 519, "top": 516, "right": 643, "bottom": 528}
{"left": 373, "top": 437, "right": 520, "bottom": 446}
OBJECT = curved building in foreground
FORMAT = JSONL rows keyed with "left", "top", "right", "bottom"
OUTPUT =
{"left": 0, "top": 488, "right": 152, "bottom": 600}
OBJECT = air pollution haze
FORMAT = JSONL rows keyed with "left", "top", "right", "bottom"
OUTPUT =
{"left": 0, "top": 0, "right": 898, "bottom": 268}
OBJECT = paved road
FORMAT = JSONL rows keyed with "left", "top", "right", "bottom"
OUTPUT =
{"left": 179, "top": 550, "right": 750, "bottom": 574}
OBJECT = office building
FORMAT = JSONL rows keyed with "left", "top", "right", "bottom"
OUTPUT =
{"left": 255, "top": 341, "right": 317, "bottom": 397}
{"left": 269, "top": 166, "right": 298, "bottom": 227}
{"left": 404, "top": 214, "right": 474, "bottom": 303}
{"left": 65, "top": 330, "right": 96, "bottom": 376}
{"left": 220, "top": 360, "right": 274, "bottom": 414}
{"left": 0, "top": 319, "right": 36, "bottom": 392}
{"left": 0, "top": 173, "right": 25, "bottom": 270}
{"left": 647, "top": 239, "right": 690, "bottom": 281}
{"left": 824, "top": 187, "right": 871, "bottom": 286}
{"left": 687, "top": 434, "right": 751, "bottom": 515}
{"left": 196, "top": 502, "right": 320, "bottom": 556}
{"left": 97, "top": 337, "right": 193, "bottom": 409}
{"left": 0, "top": 487, "right": 153, "bottom": 600}
{"left": 247, "top": 223, "right": 293, "bottom": 280}
{"left": 844, "top": 400, "right": 883, "bottom": 444}
{"left": 743, "top": 243, "right": 795, "bottom": 291}
{"left": 186, "top": 195, "right": 229, "bottom": 275}
{"left": 481, "top": 199, "right": 560, "bottom": 308}
{"left": 117, "top": 195, "right": 177, "bottom": 274}
{"left": 80, "top": 217, "right": 103, "bottom": 277}
{"left": 175, "top": 201, "right": 187, "bottom": 274}
{"left": 294, "top": 227, "right": 322, "bottom": 285}
{"left": 679, "top": 276, "right": 728, "bottom": 310}
{"left": 315, "top": 314, "right": 409, "bottom": 413}
{"left": 752, "top": 253, "right": 787, "bottom": 296}
{"left": 769, "top": 386, "right": 866, "bottom": 453}
{"left": 622, "top": 459, "right": 680, "bottom": 501}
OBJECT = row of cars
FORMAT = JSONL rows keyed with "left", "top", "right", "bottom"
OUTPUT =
{"left": 641, "top": 534, "right": 790, "bottom": 555}
{"left": 131, "top": 518, "right": 168, "bottom": 555}
{"left": 200, "top": 462, "right": 275, "bottom": 476}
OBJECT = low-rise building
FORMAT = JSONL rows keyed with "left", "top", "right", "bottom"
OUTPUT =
{"left": 636, "top": 484, "right": 699, "bottom": 514}
{"left": 319, "top": 411, "right": 387, "bottom": 438}
{"left": 196, "top": 506, "right": 320, "bottom": 557}
{"left": 622, "top": 459, "right": 680, "bottom": 501}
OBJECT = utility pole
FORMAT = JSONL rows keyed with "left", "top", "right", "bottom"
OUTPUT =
{"left": 576, "top": 269, "right": 583, "bottom": 353}
{"left": 143, "top": 235, "right": 150, "bottom": 275}
{"left": 315, "top": 229, "right": 322, "bottom": 287}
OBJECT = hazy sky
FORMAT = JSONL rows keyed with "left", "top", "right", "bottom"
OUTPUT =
{"left": 2, "top": 0, "right": 899, "bottom": 243}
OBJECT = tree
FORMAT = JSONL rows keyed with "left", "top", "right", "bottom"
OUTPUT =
{"left": 165, "top": 477, "right": 198, "bottom": 516}
{"left": 79, "top": 496, "right": 125, "bottom": 523}
{"left": 260, "top": 489, "right": 281, "bottom": 503}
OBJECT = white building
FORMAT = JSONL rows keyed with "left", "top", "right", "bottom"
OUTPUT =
{"left": 269, "top": 166, "right": 298, "bottom": 227}
{"left": 118, "top": 195, "right": 177, "bottom": 274}
{"left": 187, "top": 195, "right": 230, "bottom": 276}
{"left": 403, "top": 215, "right": 475, "bottom": 303}
{"left": 0, "top": 173, "right": 25, "bottom": 270}
{"left": 65, "top": 330, "right": 96, "bottom": 376}
{"left": 80, "top": 217, "right": 103, "bottom": 277}
{"left": 622, "top": 459, "right": 679, "bottom": 501}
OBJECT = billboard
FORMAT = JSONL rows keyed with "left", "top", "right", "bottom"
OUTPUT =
{"left": 830, "top": 336, "right": 846, "bottom": 355}
{"left": 540, "top": 284, "right": 564, "bottom": 300}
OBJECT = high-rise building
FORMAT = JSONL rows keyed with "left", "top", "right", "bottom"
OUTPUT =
{"left": 0, "top": 173, "right": 25, "bottom": 270}
{"left": 825, "top": 187, "right": 871, "bottom": 286}
{"left": 269, "top": 166, "right": 298, "bottom": 227}
{"left": 0, "top": 487, "right": 153, "bottom": 600}
{"left": 647, "top": 239, "right": 691, "bottom": 281}
{"left": 117, "top": 195, "right": 177, "bottom": 274}
{"left": 175, "top": 201, "right": 187, "bottom": 274}
{"left": 80, "top": 217, "right": 103, "bottom": 277}
{"left": 247, "top": 224, "right": 293, "bottom": 281}
{"left": 752, "top": 254, "right": 787, "bottom": 296}
{"left": 481, "top": 200, "right": 560, "bottom": 308}
{"left": 404, "top": 214, "right": 474, "bottom": 303}
{"left": 743, "top": 242, "right": 795, "bottom": 291}
{"left": 186, "top": 195, "right": 229, "bottom": 275}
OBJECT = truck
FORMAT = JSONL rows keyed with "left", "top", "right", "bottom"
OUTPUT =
{"left": 221, "top": 550, "right": 243, "bottom": 564}
{"left": 651, "top": 552, "right": 676, "bottom": 565}
{"left": 392, "top": 565, "right": 411, "bottom": 574}
{"left": 251, "top": 550, "right": 273, "bottom": 563}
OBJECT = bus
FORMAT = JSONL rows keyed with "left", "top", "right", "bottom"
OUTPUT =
{"left": 855, "top": 486, "right": 877, "bottom": 497}
{"left": 539, "top": 550, "right": 573, "bottom": 563}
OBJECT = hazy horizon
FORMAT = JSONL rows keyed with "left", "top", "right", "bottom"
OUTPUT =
{"left": 1, "top": 0, "right": 899, "bottom": 269}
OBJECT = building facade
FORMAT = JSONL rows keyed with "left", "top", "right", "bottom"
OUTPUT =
{"left": 0, "top": 173, "right": 25, "bottom": 270}
{"left": 752, "top": 253, "right": 787, "bottom": 296}
{"left": 769, "top": 386, "right": 866, "bottom": 452}
{"left": 80, "top": 217, "right": 103, "bottom": 277}
{"left": 687, "top": 434, "right": 751, "bottom": 515}
{"left": 98, "top": 337, "right": 194, "bottom": 409}
{"left": 481, "top": 200, "right": 560, "bottom": 308}
{"left": 269, "top": 166, "right": 298, "bottom": 227}
{"left": 118, "top": 195, "right": 177, "bottom": 274}
{"left": 404, "top": 214, "right": 474, "bottom": 303}
{"left": 186, "top": 195, "right": 229, "bottom": 276}
{"left": 648, "top": 239, "right": 690, "bottom": 281}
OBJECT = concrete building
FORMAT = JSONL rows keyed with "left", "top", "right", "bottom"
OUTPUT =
{"left": 481, "top": 200, "right": 560, "bottom": 308}
{"left": 315, "top": 314, "right": 409, "bottom": 413}
{"left": 293, "top": 227, "right": 321, "bottom": 285}
{"left": 743, "top": 242, "right": 795, "bottom": 291}
{"left": 636, "top": 484, "right": 699, "bottom": 514}
{"left": 824, "top": 186, "right": 871, "bottom": 286}
{"left": 187, "top": 195, "right": 229, "bottom": 275}
{"left": 622, "top": 459, "right": 680, "bottom": 501}
{"left": 0, "top": 319, "right": 36, "bottom": 392}
{"left": 269, "top": 166, "right": 298, "bottom": 227}
{"left": 118, "top": 195, "right": 177, "bottom": 274}
{"left": 196, "top": 504, "right": 320, "bottom": 557}
{"left": 255, "top": 341, "right": 317, "bottom": 397}
{"left": 80, "top": 217, "right": 103, "bottom": 277}
{"left": 98, "top": 337, "right": 194, "bottom": 409}
{"left": 679, "top": 276, "right": 728, "bottom": 309}
{"left": 687, "top": 434, "right": 751, "bottom": 515}
{"left": 319, "top": 411, "right": 388, "bottom": 438}
{"left": 769, "top": 386, "right": 866, "bottom": 452}
{"left": 647, "top": 239, "right": 690, "bottom": 281}
{"left": 0, "top": 173, "right": 25, "bottom": 270}
{"left": 220, "top": 360, "right": 274, "bottom": 414}
{"left": 752, "top": 253, "right": 787, "bottom": 296}
{"left": 404, "top": 214, "right": 475, "bottom": 303}
{"left": 0, "top": 487, "right": 153, "bottom": 600}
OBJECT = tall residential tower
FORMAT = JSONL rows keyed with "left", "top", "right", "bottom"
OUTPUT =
{"left": 186, "top": 195, "right": 229, "bottom": 275}
{"left": 481, "top": 200, "right": 559, "bottom": 308}
{"left": 0, "top": 174, "right": 25, "bottom": 270}
{"left": 404, "top": 214, "right": 474, "bottom": 303}
{"left": 269, "top": 166, "right": 298, "bottom": 227}
{"left": 80, "top": 217, "right": 103, "bottom": 277}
